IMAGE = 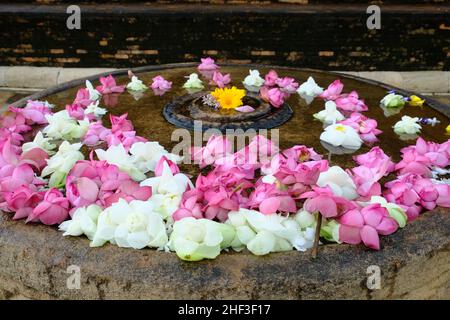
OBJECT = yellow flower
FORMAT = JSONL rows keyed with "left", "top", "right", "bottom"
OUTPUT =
{"left": 446, "top": 124, "right": 450, "bottom": 135}
{"left": 211, "top": 86, "right": 246, "bottom": 110}
{"left": 408, "top": 95, "right": 425, "bottom": 107}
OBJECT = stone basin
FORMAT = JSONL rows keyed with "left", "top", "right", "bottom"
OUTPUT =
{"left": 1, "top": 63, "right": 449, "bottom": 299}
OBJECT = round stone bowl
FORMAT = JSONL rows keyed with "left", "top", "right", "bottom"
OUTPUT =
{"left": 1, "top": 63, "right": 449, "bottom": 300}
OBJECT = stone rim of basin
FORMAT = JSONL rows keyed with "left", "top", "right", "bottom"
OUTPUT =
{"left": 2, "top": 63, "right": 449, "bottom": 299}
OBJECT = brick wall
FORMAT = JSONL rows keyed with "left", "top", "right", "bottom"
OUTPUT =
{"left": 0, "top": 2, "right": 448, "bottom": 70}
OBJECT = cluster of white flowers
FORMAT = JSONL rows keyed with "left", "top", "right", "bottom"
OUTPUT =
{"left": 393, "top": 116, "right": 422, "bottom": 135}
{"left": 22, "top": 131, "right": 56, "bottom": 155}
{"left": 43, "top": 110, "right": 89, "bottom": 141}
{"left": 141, "top": 161, "right": 193, "bottom": 219}
{"left": 224, "top": 209, "right": 316, "bottom": 255}
{"left": 320, "top": 123, "right": 362, "bottom": 150}
{"left": 313, "top": 101, "right": 344, "bottom": 124}
{"left": 130, "top": 141, "right": 182, "bottom": 174}
{"left": 183, "top": 73, "right": 204, "bottom": 89}
{"left": 242, "top": 69, "right": 265, "bottom": 91}
{"left": 297, "top": 76, "right": 324, "bottom": 104}
{"left": 41, "top": 141, "right": 84, "bottom": 187}
{"left": 127, "top": 76, "right": 148, "bottom": 91}
{"left": 95, "top": 142, "right": 183, "bottom": 182}
{"left": 84, "top": 101, "right": 107, "bottom": 118}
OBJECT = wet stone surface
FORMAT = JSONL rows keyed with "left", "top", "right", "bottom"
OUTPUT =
{"left": 1, "top": 64, "right": 449, "bottom": 299}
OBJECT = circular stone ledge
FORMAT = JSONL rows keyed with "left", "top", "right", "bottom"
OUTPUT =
{"left": 0, "top": 208, "right": 448, "bottom": 300}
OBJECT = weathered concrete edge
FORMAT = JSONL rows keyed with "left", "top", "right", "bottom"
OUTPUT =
{"left": 0, "top": 66, "right": 449, "bottom": 94}
{"left": 0, "top": 208, "right": 448, "bottom": 300}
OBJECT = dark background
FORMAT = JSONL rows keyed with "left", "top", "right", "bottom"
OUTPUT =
{"left": 0, "top": 0, "right": 448, "bottom": 70}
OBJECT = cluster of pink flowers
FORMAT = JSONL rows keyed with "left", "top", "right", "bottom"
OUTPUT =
{"left": 96, "top": 75, "right": 125, "bottom": 94}
{"left": 320, "top": 79, "right": 368, "bottom": 112}
{"left": 83, "top": 113, "right": 147, "bottom": 150}
{"left": 210, "top": 71, "right": 231, "bottom": 88}
{"left": 66, "top": 155, "right": 152, "bottom": 213}
{"left": 339, "top": 112, "right": 382, "bottom": 143}
{"left": 260, "top": 70, "right": 299, "bottom": 108}
{"left": 151, "top": 75, "right": 172, "bottom": 95}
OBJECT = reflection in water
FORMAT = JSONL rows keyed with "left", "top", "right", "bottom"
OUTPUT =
{"left": 43, "top": 66, "right": 449, "bottom": 176}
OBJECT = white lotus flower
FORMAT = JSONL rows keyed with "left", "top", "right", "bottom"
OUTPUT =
{"left": 59, "top": 205, "right": 102, "bottom": 240}
{"left": 42, "top": 110, "right": 89, "bottom": 141}
{"left": 317, "top": 166, "right": 358, "bottom": 200}
{"left": 242, "top": 69, "right": 265, "bottom": 88}
{"left": 127, "top": 76, "right": 148, "bottom": 91}
{"left": 86, "top": 80, "right": 101, "bottom": 101}
{"left": 95, "top": 144, "right": 146, "bottom": 181}
{"left": 84, "top": 100, "right": 107, "bottom": 118}
{"left": 297, "top": 76, "right": 324, "bottom": 104}
{"left": 393, "top": 116, "right": 422, "bottom": 135}
{"left": 182, "top": 73, "right": 204, "bottom": 89}
{"left": 22, "top": 131, "right": 56, "bottom": 155}
{"left": 130, "top": 141, "right": 182, "bottom": 174}
{"left": 91, "top": 199, "right": 168, "bottom": 250}
{"left": 150, "top": 193, "right": 183, "bottom": 220}
{"left": 226, "top": 209, "right": 315, "bottom": 255}
{"left": 313, "top": 101, "right": 345, "bottom": 124}
{"left": 294, "top": 210, "right": 316, "bottom": 229}
{"left": 380, "top": 92, "right": 405, "bottom": 108}
{"left": 140, "top": 161, "right": 193, "bottom": 197}
{"left": 169, "top": 217, "right": 235, "bottom": 261}
{"left": 41, "top": 141, "right": 84, "bottom": 187}
{"left": 320, "top": 123, "right": 363, "bottom": 150}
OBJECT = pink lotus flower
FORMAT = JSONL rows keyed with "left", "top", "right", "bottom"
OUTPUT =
{"left": 151, "top": 75, "right": 172, "bottom": 91}
{"left": 96, "top": 75, "right": 125, "bottom": 94}
{"left": 110, "top": 113, "right": 134, "bottom": 132}
{"left": 190, "top": 135, "right": 232, "bottom": 168}
{"left": 276, "top": 77, "right": 299, "bottom": 93}
{"left": 197, "top": 57, "right": 219, "bottom": 71}
{"left": 350, "top": 165, "right": 387, "bottom": 199}
{"left": 0, "top": 128, "right": 23, "bottom": 151}
{"left": 10, "top": 100, "right": 52, "bottom": 125}
{"left": 395, "top": 149, "right": 432, "bottom": 177}
{"left": 339, "top": 113, "right": 382, "bottom": 143}
{"left": 65, "top": 103, "right": 95, "bottom": 121}
{"left": 264, "top": 70, "right": 279, "bottom": 87}
{"left": 434, "top": 184, "right": 450, "bottom": 208}
{"left": 82, "top": 121, "right": 111, "bottom": 146}
{"left": 0, "top": 138, "right": 48, "bottom": 174}
{"left": 155, "top": 156, "right": 180, "bottom": 177}
{"left": 354, "top": 146, "right": 395, "bottom": 173}
{"left": 27, "top": 188, "right": 70, "bottom": 225}
{"left": 172, "top": 189, "right": 204, "bottom": 221}
{"left": 3, "top": 185, "right": 43, "bottom": 220}
{"left": 335, "top": 91, "right": 368, "bottom": 112}
{"left": 246, "top": 180, "right": 295, "bottom": 215}
{"left": 320, "top": 79, "right": 344, "bottom": 101}
{"left": 102, "top": 180, "right": 152, "bottom": 207}
{"left": 210, "top": 71, "right": 231, "bottom": 88}
{"left": 66, "top": 158, "right": 152, "bottom": 210}
{"left": 339, "top": 203, "right": 399, "bottom": 250}
{"left": 260, "top": 87, "right": 285, "bottom": 108}
{"left": 105, "top": 114, "right": 147, "bottom": 150}
{"left": 282, "top": 145, "right": 322, "bottom": 162}
{"left": 300, "top": 186, "right": 356, "bottom": 218}
{"left": 1, "top": 108, "right": 31, "bottom": 134}
{"left": 398, "top": 138, "right": 449, "bottom": 172}
{"left": 73, "top": 88, "right": 93, "bottom": 107}
{"left": 105, "top": 129, "right": 147, "bottom": 151}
